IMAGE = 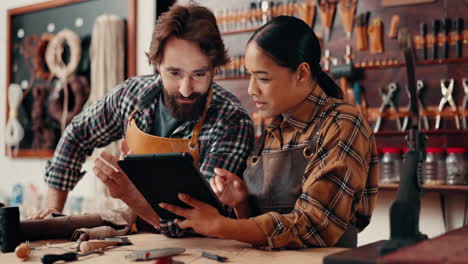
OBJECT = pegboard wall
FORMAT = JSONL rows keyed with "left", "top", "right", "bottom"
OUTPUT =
{"left": 177, "top": 0, "right": 468, "bottom": 149}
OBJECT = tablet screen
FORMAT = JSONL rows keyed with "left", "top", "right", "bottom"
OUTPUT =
{"left": 117, "top": 152, "right": 227, "bottom": 220}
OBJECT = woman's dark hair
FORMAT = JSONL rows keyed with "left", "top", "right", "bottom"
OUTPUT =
{"left": 247, "top": 16, "right": 343, "bottom": 99}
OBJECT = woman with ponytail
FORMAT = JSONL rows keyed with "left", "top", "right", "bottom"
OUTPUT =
{"left": 160, "top": 16, "right": 379, "bottom": 249}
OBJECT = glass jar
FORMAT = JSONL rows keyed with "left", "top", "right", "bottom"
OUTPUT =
{"left": 422, "top": 147, "right": 446, "bottom": 185}
{"left": 445, "top": 147, "right": 467, "bottom": 185}
{"left": 380, "top": 147, "right": 402, "bottom": 183}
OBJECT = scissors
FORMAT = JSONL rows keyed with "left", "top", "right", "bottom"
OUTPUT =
{"left": 435, "top": 78, "right": 460, "bottom": 129}
{"left": 374, "top": 82, "right": 401, "bottom": 132}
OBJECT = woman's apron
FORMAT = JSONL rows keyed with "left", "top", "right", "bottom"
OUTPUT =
{"left": 124, "top": 88, "right": 213, "bottom": 166}
{"left": 243, "top": 103, "right": 357, "bottom": 248}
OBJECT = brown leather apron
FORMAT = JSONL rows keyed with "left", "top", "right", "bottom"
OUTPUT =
{"left": 243, "top": 103, "right": 357, "bottom": 248}
{"left": 124, "top": 88, "right": 213, "bottom": 166}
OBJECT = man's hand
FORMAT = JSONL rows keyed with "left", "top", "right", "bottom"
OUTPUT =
{"left": 93, "top": 142, "right": 136, "bottom": 200}
{"left": 159, "top": 193, "right": 226, "bottom": 237}
{"left": 94, "top": 140, "right": 160, "bottom": 229}
{"left": 210, "top": 168, "right": 248, "bottom": 209}
{"left": 29, "top": 188, "right": 68, "bottom": 219}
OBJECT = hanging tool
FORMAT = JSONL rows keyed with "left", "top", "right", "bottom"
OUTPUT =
{"left": 373, "top": 82, "right": 401, "bottom": 133}
{"left": 462, "top": 78, "right": 468, "bottom": 129}
{"left": 435, "top": 78, "right": 461, "bottom": 129}
{"left": 355, "top": 12, "right": 369, "bottom": 51}
{"left": 330, "top": 45, "right": 355, "bottom": 102}
{"left": 41, "top": 249, "right": 103, "bottom": 264}
{"left": 125, "top": 248, "right": 185, "bottom": 261}
{"left": 369, "top": 17, "right": 384, "bottom": 54}
{"left": 417, "top": 80, "right": 430, "bottom": 130}
{"left": 420, "top": 23, "right": 428, "bottom": 60}
{"left": 353, "top": 82, "right": 367, "bottom": 115}
{"left": 455, "top": 18, "right": 464, "bottom": 58}
{"left": 443, "top": 18, "right": 451, "bottom": 59}
{"left": 402, "top": 80, "right": 429, "bottom": 131}
{"left": 337, "top": 0, "right": 357, "bottom": 40}
{"left": 432, "top": 19, "right": 441, "bottom": 59}
{"left": 317, "top": 0, "right": 337, "bottom": 41}
{"left": 297, "top": 0, "right": 316, "bottom": 27}
{"left": 388, "top": 15, "right": 400, "bottom": 39}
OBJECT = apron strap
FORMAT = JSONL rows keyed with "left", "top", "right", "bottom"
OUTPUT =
{"left": 127, "top": 87, "right": 213, "bottom": 149}
{"left": 189, "top": 87, "right": 213, "bottom": 148}
{"left": 127, "top": 108, "right": 139, "bottom": 125}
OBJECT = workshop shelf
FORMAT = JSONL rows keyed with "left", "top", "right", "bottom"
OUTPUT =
{"left": 380, "top": 183, "right": 468, "bottom": 193}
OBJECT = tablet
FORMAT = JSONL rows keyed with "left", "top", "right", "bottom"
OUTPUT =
{"left": 117, "top": 152, "right": 227, "bottom": 220}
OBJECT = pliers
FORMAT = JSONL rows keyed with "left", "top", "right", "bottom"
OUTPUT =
{"left": 374, "top": 82, "right": 401, "bottom": 132}
{"left": 435, "top": 78, "right": 460, "bottom": 129}
{"left": 401, "top": 80, "right": 429, "bottom": 131}
{"left": 462, "top": 78, "right": 468, "bottom": 129}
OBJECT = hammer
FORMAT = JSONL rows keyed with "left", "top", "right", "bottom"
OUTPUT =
{"left": 330, "top": 45, "right": 355, "bottom": 102}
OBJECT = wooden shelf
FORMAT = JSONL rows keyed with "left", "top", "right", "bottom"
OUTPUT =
{"left": 375, "top": 129, "right": 468, "bottom": 136}
{"left": 380, "top": 183, "right": 468, "bottom": 193}
{"left": 220, "top": 28, "right": 257, "bottom": 36}
{"left": 352, "top": 57, "right": 468, "bottom": 70}
{"left": 3, "top": 147, "right": 54, "bottom": 159}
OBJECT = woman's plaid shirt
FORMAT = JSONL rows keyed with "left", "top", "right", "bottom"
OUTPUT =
{"left": 250, "top": 86, "right": 379, "bottom": 249}
{"left": 44, "top": 75, "right": 254, "bottom": 236}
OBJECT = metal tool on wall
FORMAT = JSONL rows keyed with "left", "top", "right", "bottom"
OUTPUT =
{"left": 402, "top": 80, "right": 429, "bottom": 131}
{"left": 337, "top": 0, "right": 357, "bottom": 40}
{"left": 454, "top": 18, "right": 464, "bottom": 58}
{"left": 462, "top": 78, "right": 468, "bottom": 129}
{"left": 317, "top": 0, "right": 337, "bottom": 41}
{"left": 373, "top": 82, "right": 401, "bottom": 132}
{"left": 435, "top": 78, "right": 460, "bottom": 129}
{"left": 355, "top": 12, "right": 369, "bottom": 51}
{"left": 369, "top": 17, "right": 384, "bottom": 54}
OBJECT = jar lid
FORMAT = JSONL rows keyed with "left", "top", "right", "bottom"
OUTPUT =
{"left": 446, "top": 147, "right": 466, "bottom": 153}
{"left": 426, "top": 147, "right": 445, "bottom": 153}
{"left": 382, "top": 147, "right": 401, "bottom": 153}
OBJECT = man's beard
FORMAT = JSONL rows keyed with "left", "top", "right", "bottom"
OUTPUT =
{"left": 162, "top": 88, "right": 209, "bottom": 121}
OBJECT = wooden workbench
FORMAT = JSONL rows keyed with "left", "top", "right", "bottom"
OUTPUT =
{"left": 0, "top": 233, "right": 346, "bottom": 263}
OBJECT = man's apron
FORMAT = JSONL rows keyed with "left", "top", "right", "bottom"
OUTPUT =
{"left": 124, "top": 88, "right": 213, "bottom": 166}
{"left": 243, "top": 103, "right": 357, "bottom": 248}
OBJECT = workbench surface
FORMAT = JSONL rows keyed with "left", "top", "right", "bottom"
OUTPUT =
{"left": 0, "top": 233, "right": 346, "bottom": 263}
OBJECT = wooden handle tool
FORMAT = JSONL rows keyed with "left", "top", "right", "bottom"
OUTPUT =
{"left": 388, "top": 15, "right": 400, "bottom": 38}
{"left": 79, "top": 240, "right": 120, "bottom": 253}
{"left": 338, "top": 0, "right": 357, "bottom": 39}
{"left": 318, "top": 0, "right": 337, "bottom": 41}
{"left": 15, "top": 242, "right": 31, "bottom": 260}
{"left": 368, "top": 18, "right": 384, "bottom": 53}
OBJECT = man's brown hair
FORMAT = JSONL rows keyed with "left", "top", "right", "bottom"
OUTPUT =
{"left": 147, "top": 4, "right": 229, "bottom": 70}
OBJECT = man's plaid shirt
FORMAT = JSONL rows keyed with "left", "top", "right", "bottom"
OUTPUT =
{"left": 250, "top": 85, "right": 379, "bottom": 249}
{"left": 45, "top": 75, "right": 254, "bottom": 236}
